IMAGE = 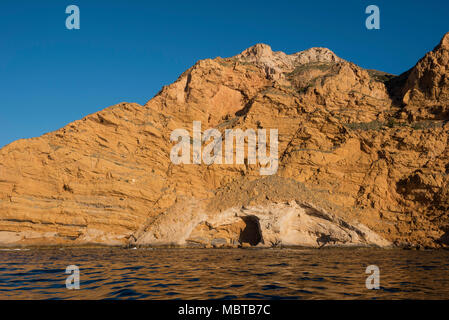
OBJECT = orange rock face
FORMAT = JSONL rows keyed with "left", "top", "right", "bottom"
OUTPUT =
{"left": 1, "top": 32, "right": 449, "bottom": 248}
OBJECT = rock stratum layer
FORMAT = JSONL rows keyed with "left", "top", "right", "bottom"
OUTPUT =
{"left": 1, "top": 33, "right": 449, "bottom": 248}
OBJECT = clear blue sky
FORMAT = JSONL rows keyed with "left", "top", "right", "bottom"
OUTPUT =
{"left": 0, "top": 0, "right": 448, "bottom": 148}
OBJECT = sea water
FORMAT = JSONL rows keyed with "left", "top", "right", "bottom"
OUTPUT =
{"left": 0, "top": 248, "right": 448, "bottom": 299}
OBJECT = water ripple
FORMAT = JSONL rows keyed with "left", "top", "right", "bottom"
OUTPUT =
{"left": 0, "top": 248, "right": 448, "bottom": 299}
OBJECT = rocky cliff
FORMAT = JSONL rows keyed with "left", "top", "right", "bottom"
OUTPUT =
{"left": 1, "top": 33, "right": 449, "bottom": 248}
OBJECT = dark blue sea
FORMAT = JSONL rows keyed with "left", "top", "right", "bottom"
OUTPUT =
{"left": 0, "top": 248, "right": 448, "bottom": 299}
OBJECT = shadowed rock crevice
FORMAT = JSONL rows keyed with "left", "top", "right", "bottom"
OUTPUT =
{"left": 239, "top": 216, "right": 262, "bottom": 246}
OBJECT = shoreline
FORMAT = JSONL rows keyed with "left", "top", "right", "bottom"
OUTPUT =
{"left": 0, "top": 244, "right": 444, "bottom": 251}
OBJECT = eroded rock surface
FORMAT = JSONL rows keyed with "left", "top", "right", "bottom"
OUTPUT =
{"left": 1, "top": 33, "right": 449, "bottom": 248}
{"left": 137, "top": 201, "right": 389, "bottom": 248}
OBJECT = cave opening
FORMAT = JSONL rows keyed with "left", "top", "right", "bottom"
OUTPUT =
{"left": 239, "top": 216, "right": 262, "bottom": 246}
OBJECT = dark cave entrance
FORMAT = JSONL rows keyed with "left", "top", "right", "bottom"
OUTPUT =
{"left": 239, "top": 216, "right": 262, "bottom": 246}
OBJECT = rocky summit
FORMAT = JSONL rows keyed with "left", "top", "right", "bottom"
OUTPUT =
{"left": 1, "top": 33, "right": 449, "bottom": 249}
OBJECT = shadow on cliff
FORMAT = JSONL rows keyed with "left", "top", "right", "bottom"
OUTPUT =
{"left": 239, "top": 216, "right": 262, "bottom": 246}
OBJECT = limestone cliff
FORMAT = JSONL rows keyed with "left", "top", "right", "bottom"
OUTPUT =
{"left": 1, "top": 32, "right": 449, "bottom": 248}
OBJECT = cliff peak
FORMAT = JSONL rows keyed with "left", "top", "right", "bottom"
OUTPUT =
{"left": 239, "top": 43, "right": 273, "bottom": 58}
{"left": 401, "top": 31, "right": 449, "bottom": 106}
{"left": 438, "top": 32, "right": 449, "bottom": 50}
{"left": 293, "top": 47, "right": 342, "bottom": 64}
{"left": 234, "top": 44, "right": 342, "bottom": 76}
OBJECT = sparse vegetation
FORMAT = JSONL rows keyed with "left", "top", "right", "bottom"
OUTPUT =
{"left": 386, "top": 118, "right": 408, "bottom": 128}
{"left": 344, "top": 120, "right": 385, "bottom": 131}
{"left": 287, "top": 62, "right": 334, "bottom": 77}
{"left": 344, "top": 119, "right": 444, "bottom": 131}
{"left": 411, "top": 120, "right": 445, "bottom": 130}
{"left": 367, "top": 69, "right": 396, "bottom": 83}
